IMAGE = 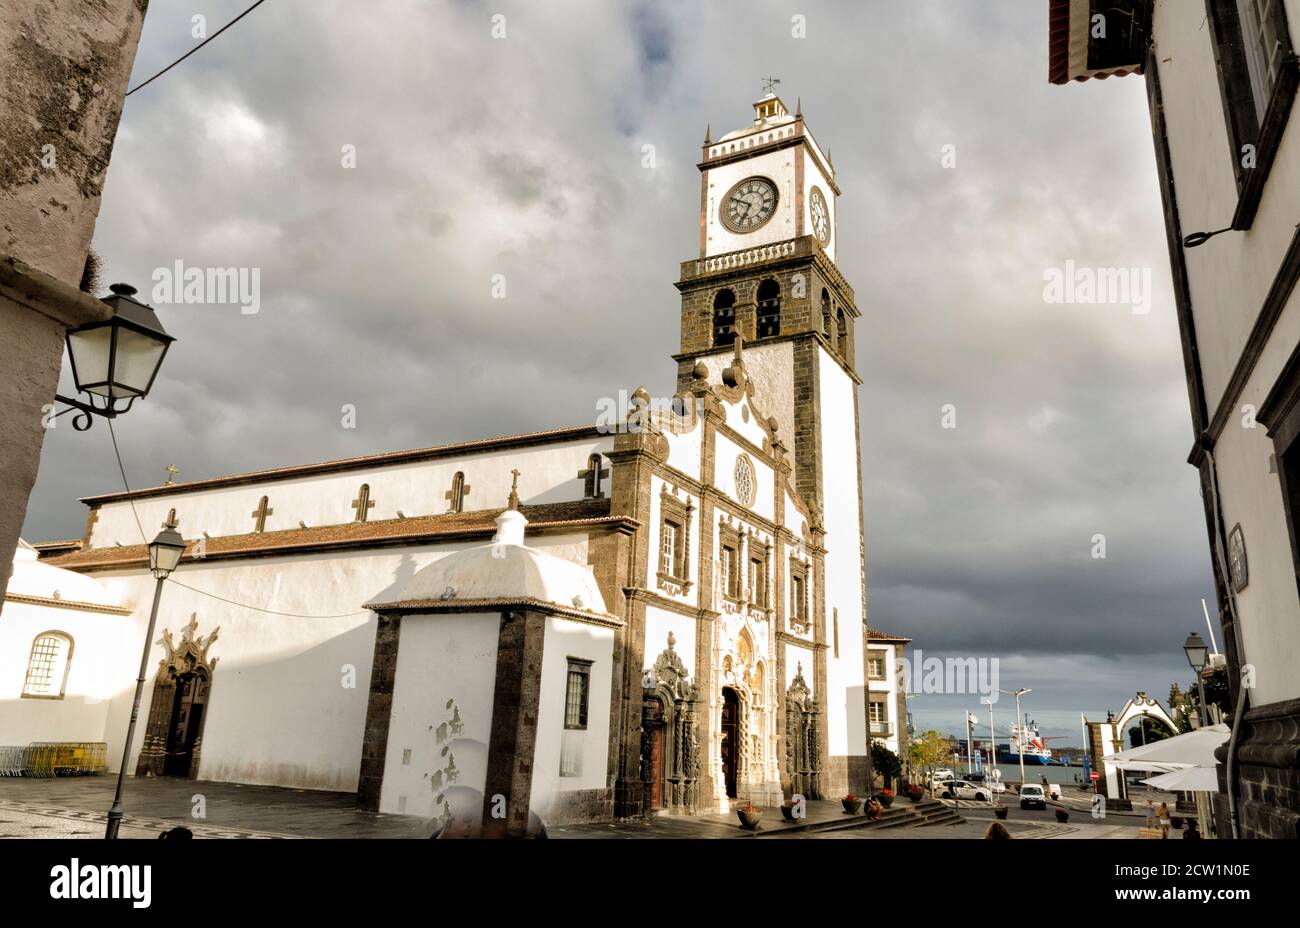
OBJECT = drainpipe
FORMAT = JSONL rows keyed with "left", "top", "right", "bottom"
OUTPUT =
{"left": 1200, "top": 442, "right": 1248, "bottom": 838}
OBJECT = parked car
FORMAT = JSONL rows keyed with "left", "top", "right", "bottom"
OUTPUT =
{"left": 939, "top": 779, "right": 992, "bottom": 802}
{"left": 1019, "top": 784, "right": 1047, "bottom": 809}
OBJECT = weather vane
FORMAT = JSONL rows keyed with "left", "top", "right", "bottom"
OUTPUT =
{"left": 762, "top": 76, "right": 780, "bottom": 95}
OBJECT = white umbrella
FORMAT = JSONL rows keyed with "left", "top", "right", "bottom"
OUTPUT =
{"left": 1106, "top": 723, "right": 1229, "bottom": 772}
{"left": 1141, "top": 766, "right": 1219, "bottom": 791}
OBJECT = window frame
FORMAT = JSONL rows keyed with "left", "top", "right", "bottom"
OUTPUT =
{"left": 868, "top": 694, "right": 891, "bottom": 735}
{"left": 1206, "top": 0, "right": 1299, "bottom": 229}
{"left": 868, "top": 650, "right": 887, "bottom": 681}
{"left": 788, "top": 558, "right": 809, "bottom": 630}
{"left": 563, "top": 658, "right": 593, "bottom": 731}
{"left": 22, "top": 631, "right": 74, "bottom": 700}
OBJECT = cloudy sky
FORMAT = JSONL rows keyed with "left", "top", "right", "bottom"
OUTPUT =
{"left": 25, "top": 0, "right": 1216, "bottom": 742}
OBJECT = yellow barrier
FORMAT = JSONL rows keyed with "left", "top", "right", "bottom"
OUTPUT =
{"left": 2, "top": 742, "right": 108, "bottom": 777}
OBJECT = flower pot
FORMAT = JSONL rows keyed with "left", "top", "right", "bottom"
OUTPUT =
{"left": 994, "top": 807, "right": 1008, "bottom": 820}
{"left": 780, "top": 804, "right": 797, "bottom": 822}
{"left": 1054, "top": 809, "right": 1069, "bottom": 823}
{"left": 737, "top": 809, "right": 763, "bottom": 830}
{"left": 877, "top": 794, "right": 894, "bottom": 808}
{"left": 842, "top": 798, "right": 863, "bottom": 814}
{"left": 907, "top": 791, "right": 923, "bottom": 803}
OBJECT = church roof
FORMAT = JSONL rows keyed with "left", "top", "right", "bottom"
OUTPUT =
{"left": 77, "top": 424, "right": 604, "bottom": 505}
{"left": 365, "top": 508, "right": 617, "bottom": 625}
{"left": 45, "top": 499, "right": 632, "bottom": 572}
{"left": 866, "top": 626, "right": 911, "bottom": 643}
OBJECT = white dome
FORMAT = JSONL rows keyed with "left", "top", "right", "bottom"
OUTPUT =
{"left": 374, "top": 510, "right": 608, "bottom": 615}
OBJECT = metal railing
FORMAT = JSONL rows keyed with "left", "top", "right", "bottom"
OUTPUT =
{"left": 0, "top": 742, "right": 107, "bottom": 777}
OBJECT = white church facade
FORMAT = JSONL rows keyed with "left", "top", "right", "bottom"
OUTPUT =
{"left": 3, "top": 94, "right": 890, "bottom": 832}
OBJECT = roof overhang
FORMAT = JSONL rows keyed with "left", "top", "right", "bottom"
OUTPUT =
{"left": 1048, "top": 0, "right": 1148, "bottom": 85}
{"left": 364, "top": 596, "right": 624, "bottom": 629}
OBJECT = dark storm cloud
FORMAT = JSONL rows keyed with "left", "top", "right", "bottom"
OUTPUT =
{"left": 23, "top": 0, "right": 1214, "bottom": 737}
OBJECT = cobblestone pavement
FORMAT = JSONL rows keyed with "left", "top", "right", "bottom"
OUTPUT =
{"left": 0, "top": 777, "right": 428, "bottom": 839}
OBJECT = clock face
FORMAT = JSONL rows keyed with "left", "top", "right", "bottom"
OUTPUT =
{"left": 722, "top": 176, "right": 778, "bottom": 233}
{"left": 809, "top": 186, "right": 830, "bottom": 245}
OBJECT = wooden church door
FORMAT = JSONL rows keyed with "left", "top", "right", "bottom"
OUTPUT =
{"left": 164, "top": 671, "right": 208, "bottom": 776}
{"left": 721, "top": 688, "right": 739, "bottom": 798}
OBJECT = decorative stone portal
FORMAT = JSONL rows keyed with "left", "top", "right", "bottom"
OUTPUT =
{"left": 136, "top": 615, "right": 220, "bottom": 779}
{"left": 708, "top": 620, "right": 783, "bottom": 810}
{"left": 641, "top": 633, "right": 700, "bottom": 816}
{"left": 785, "top": 663, "right": 822, "bottom": 799}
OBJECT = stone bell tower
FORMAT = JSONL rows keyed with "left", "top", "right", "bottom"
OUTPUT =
{"left": 673, "top": 93, "right": 873, "bottom": 794}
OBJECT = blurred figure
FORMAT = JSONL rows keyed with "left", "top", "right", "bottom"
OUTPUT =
{"left": 158, "top": 826, "right": 193, "bottom": 840}
{"left": 984, "top": 821, "right": 1012, "bottom": 839}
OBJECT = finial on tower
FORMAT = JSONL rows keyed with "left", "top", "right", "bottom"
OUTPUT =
{"left": 164, "top": 464, "right": 179, "bottom": 485}
{"left": 795, "top": 97, "right": 802, "bottom": 118}
{"left": 704, "top": 123, "right": 711, "bottom": 144}
{"left": 507, "top": 468, "right": 521, "bottom": 510}
{"left": 762, "top": 76, "right": 781, "bottom": 95}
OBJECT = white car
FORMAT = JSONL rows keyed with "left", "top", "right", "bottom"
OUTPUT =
{"left": 938, "top": 779, "right": 992, "bottom": 802}
{"left": 1019, "top": 784, "right": 1047, "bottom": 809}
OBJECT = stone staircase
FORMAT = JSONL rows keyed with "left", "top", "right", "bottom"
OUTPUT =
{"left": 754, "top": 798, "right": 964, "bottom": 837}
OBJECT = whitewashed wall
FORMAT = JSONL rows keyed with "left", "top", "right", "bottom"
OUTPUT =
{"left": 87, "top": 437, "right": 614, "bottom": 549}
{"left": 1153, "top": 0, "right": 1300, "bottom": 707}
{"left": 380, "top": 611, "right": 498, "bottom": 818}
{"left": 819, "top": 347, "right": 866, "bottom": 756}
{"left": 91, "top": 532, "right": 589, "bottom": 791}
{"left": 530, "top": 617, "right": 615, "bottom": 819}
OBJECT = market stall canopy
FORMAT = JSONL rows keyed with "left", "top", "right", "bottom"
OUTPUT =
{"left": 1141, "top": 766, "right": 1219, "bottom": 792}
{"left": 1107, "top": 724, "right": 1230, "bottom": 772}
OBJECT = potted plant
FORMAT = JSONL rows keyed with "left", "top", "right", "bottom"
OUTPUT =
{"left": 904, "top": 783, "right": 924, "bottom": 802}
{"left": 841, "top": 794, "right": 863, "bottom": 814}
{"left": 876, "top": 788, "right": 894, "bottom": 808}
{"left": 780, "top": 800, "right": 799, "bottom": 822}
{"left": 737, "top": 802, "right": 763, "bottom": 830}
{"left": 994, "top": 806, "right": 1008, "bottom": 820}
{"left": 1054, "top": 808, "right": 1070, "bottom": 823}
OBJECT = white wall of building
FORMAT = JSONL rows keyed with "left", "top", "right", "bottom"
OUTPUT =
{"left": 819, "top": 347, "right": 866, "bottom": 756}
{"left": 87, "top": 437, "right": 613, "bottom": 549}
{"left": 1153, "top": 0, "right": 1300, "bottom": 707}
{"left": 530, "top": 616, "right": 615, "bottom": 818}
{"left": 380, "top": 611, "right": 498, "bottom": 818}
{"left": 704, "top": 144, "right": 800, "bottom": 257}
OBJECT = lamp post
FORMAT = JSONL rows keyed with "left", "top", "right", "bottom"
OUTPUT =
{"left": 55, "top": 283, "right": 174, "bottom": 431}
{"left": 1183, "top": 632, "right": 1210, "bottom": 729}
{"left": 998, "top": 687, "right": 1032, "bottom": 788}
{"left": 105, "top": 523, "right": 187, "bottom": 839}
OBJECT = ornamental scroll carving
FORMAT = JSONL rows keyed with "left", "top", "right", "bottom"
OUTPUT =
{"left": 784, "top": 662, "right": 821, "bottom": 799}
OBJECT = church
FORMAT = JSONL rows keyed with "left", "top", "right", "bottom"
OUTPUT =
{"left": 1, "top": 93, "right": 894, "bottom": 833}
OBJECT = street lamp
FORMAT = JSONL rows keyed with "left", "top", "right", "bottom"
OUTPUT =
{"left": 998, "top": 687, "right": 1032, "bottom": 788}
{"left": 1183, "top": 632, "right": 1210, "bottom": 729}
{"left": 56, "top": 283, "right": 174, "bottom": 431}
{"left": 105, "top": 523, "right": 187, "bottom": 838}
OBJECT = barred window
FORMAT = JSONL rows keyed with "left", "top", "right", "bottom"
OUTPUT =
{"left": 23, "top": 632, "right": 73, "bottom": 698}
{"left": 564, "top": 659, "right": 592, "bottom": 730}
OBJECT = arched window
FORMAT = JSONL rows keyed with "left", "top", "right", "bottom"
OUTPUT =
{"left": 836, "top": 308, "right": 848, "bottom": 355}
{"left": 583, "top": 454, "right": 606, "bottom": 499}
{"left": 23, "top": 632, "right": 73, "bottom": 699}
{"left": 712, "top": 289, "right": 736, "bottom": 347}
{"left": 449, "top": 472, "right": 466, "bottom": 513}
{"left": 756, "top": 279, "right": 780, "bottom": 338}
{"left": 821, "top": 289, "right": 833, "bottom": 337}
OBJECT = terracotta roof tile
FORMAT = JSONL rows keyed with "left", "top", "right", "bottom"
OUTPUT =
{"left": 866, "top": 626, "right": 911, "bottom": 642}
{"left": 48, "top": 499, "right": 627, "bottom": 572}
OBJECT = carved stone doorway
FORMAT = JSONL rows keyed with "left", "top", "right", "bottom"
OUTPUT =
{"left": 721, "top": 687, "right": 740, "bottom": 799}
{"left": 137, "top": 616, "right": 220, "bottom": 779}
